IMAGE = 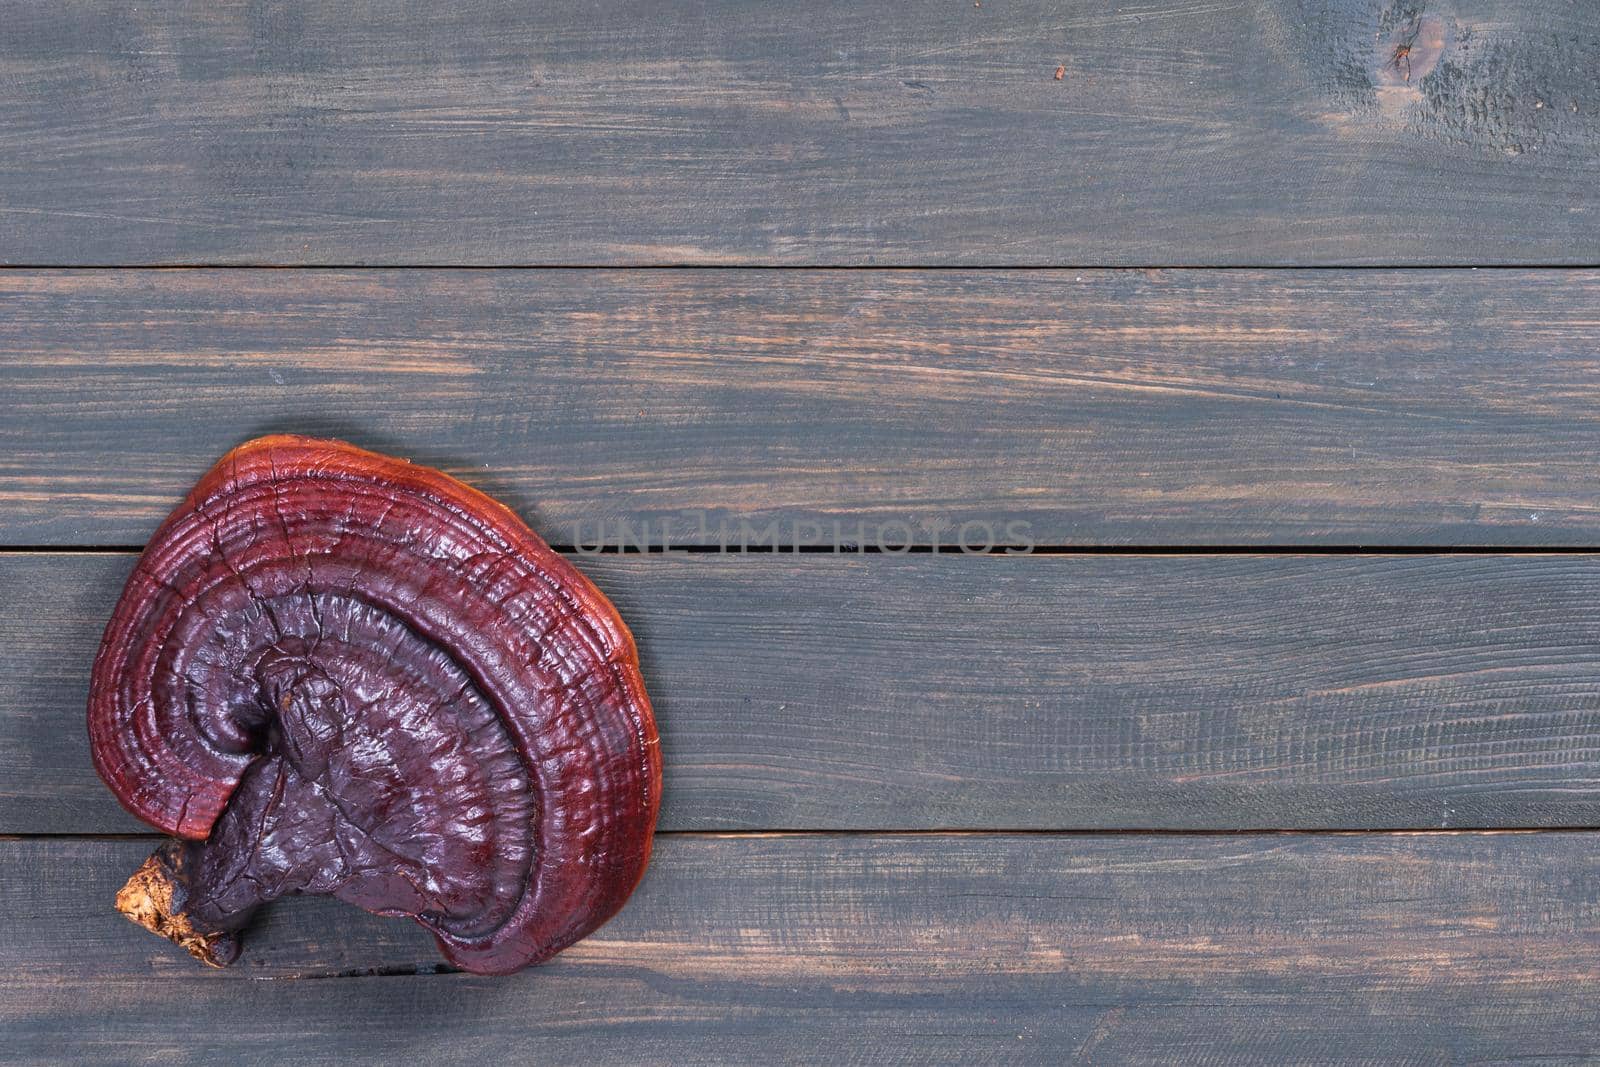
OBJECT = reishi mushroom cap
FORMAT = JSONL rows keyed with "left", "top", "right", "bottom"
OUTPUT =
{"left": 87, "top": 434, "right": 661, "bottom": 974}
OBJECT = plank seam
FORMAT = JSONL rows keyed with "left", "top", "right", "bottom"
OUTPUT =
{"left": 19, "top": 545, "right": 1600, "bottom": 557}
{"left": 8, "top": 828, "right": 1600, "bottom": 842}
{"left": 4, "top": 264, "right": 1600, "bottom": 272}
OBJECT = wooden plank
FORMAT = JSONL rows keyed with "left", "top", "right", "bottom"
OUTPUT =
{"left": 10, "top": 269, "right": 1600, "bottom": 547}
{"left": 1, "top": 1, "right": 1596, "bottom": 265}
{"left": 3, "top": 832, "right": 1597, "bottom": 1062}
{"left": 11, "top": 550, "right": 1600, "bottom": 834}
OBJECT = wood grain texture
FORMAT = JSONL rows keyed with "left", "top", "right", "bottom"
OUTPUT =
{"left": 1, "top": 1, "right": 1597, "bottom": 265}
{"left": 11, "top": 551, "right": 1600, "bottom": 834}
{"left": 11, "top": 269, "right": 1600, "bottom": 546}
{"left": 3, "top": 833, "right": 1597, "bottom": 1063}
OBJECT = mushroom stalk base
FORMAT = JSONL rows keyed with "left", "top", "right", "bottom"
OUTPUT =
{"left": 114, "top": 841, "right": 242, "bottom": 968}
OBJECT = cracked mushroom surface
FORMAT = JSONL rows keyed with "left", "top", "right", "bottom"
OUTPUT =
{"left": 88, "top": 434, "right": 661, "bottom": 975}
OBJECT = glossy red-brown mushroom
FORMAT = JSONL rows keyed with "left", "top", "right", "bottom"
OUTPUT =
{"left": 88, "top": 434, "right": 660, "bottom": 975}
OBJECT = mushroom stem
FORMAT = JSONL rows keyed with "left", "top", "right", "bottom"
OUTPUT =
{"left": 114, "top": 840, "right": 244, "bottom": 968}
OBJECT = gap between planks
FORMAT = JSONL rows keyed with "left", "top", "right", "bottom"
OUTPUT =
{"left": 23, "top": 545, "right": 1600, "bottom": 556}
{"left": 6, "top": 828, "right": 1598, "bottom": 843}
{"left": 4, "top": 264, "right": 1600, "bottom": 271}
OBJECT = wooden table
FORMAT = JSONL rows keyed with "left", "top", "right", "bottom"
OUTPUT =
{"left": 4, "top": 2, "right": 1599, "bottom": 1062}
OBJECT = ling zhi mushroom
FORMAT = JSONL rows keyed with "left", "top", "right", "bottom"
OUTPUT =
{"left": 88, "top": 435, "right": 661, "bottom": 975}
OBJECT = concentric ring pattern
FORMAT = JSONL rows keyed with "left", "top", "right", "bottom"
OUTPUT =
{"left": 88, "top": 435, "right": 660, "bottom": 974}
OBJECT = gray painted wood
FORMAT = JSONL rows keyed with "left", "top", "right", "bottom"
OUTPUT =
{"left": 10, "top": 269, "right": 1600, "bottom": 547}
{"left": 11, "top": 551, "right": 1600, "bottom": 834}
{"left": 1, "top": 1, "right": 1597, "bottom": 265}
{"left": 9, "top": 0, "right": 1599, "bottom": 1052}
{"left": 4, "top": 833, "right": 1597, "bottom": 1063}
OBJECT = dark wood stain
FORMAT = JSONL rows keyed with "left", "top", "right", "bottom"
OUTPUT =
{"left": 9, "top": 269, "right": 1600, "bottom": 547}
{"left": 11, "top": 551, "right": 1600, "bottom": 834}
{"left": 8, "top": 1, "right": 1600, "bottom": 1057}
{"left": 0, "top": 1, "right": 1596, "bottom": 265}
{"left": 3, "top": 833, "right": 1597, "bottom": 1062}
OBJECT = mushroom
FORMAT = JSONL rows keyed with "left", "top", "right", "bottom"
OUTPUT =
{"left": 88, "top": 434, "right": 660, "bottom": 975}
